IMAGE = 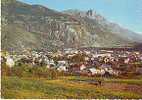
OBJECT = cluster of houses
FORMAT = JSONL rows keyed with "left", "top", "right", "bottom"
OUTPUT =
{"left": 1, "top": 48, "right": 142, "bottom": 77}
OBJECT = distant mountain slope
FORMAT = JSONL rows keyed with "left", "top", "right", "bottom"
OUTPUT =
{"left": 2, "top": 0, "right": 142, "bottom": 52}
{"left": 63, "top": 9, "right": 142, "bottom": 42}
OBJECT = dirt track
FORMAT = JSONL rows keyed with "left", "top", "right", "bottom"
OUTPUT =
{"left": 102, "top": 83, "right": 142, "bottom": 95}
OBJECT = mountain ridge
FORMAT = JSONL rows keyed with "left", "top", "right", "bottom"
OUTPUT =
{"left": 2, "top": 0, "right": 142, "bottom": 52}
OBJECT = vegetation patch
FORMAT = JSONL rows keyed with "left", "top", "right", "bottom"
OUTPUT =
{"left": 2, "top": 76, "right": 142, "bottom": 99}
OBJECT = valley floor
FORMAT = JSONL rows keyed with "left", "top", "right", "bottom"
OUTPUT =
{"left": 1, "top": 76, "right": 142, "bottom": 99}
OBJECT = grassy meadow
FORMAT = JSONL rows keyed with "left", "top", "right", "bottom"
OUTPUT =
{"left": 2, "top": 75, "right": 142, "bottom": 99}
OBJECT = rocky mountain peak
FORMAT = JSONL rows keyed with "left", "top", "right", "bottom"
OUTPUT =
{"left": 1, "top": 0, "right": 142, "bottom": 52}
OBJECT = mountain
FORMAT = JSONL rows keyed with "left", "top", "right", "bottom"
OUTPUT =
{"left": 2, "top": 0, "right": 142, "bottom": 52}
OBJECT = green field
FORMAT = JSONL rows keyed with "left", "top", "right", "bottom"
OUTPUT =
{"left": 2, "top": 76, "right": 142, "bottom": 99}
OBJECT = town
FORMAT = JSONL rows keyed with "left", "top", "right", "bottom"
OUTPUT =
{"left": 1, "top": 48, "right": 142, "bottom": 77}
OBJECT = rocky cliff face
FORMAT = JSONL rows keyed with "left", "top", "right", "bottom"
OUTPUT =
{"left": 1, "top": 0, "right": 142, "bottom": 52}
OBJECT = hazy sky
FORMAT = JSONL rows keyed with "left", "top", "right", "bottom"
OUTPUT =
{"left": 19, "top": 0, "right": 142, "bottom": 34}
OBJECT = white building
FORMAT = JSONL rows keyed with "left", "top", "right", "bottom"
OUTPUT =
{"left": 6, "top": 56, "right": 15, "bottom": 68}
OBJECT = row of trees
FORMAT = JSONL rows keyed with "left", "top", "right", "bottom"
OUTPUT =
{"left": 1, "top": 63, "right": 67, "bottom": 79}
